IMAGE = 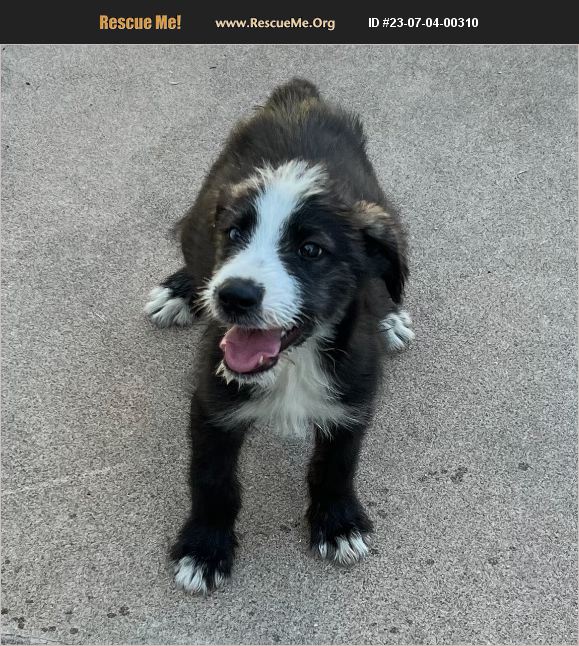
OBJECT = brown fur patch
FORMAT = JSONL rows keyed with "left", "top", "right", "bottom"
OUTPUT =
{"left": 354, "top": 200, "right": 393, "bottom": 223}
{"left": 227, "top": 179, "right": 257, "bottom": 200}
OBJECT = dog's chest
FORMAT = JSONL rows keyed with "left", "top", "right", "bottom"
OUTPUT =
{"left": 235, "top": 345, "right": 348, "bottom": 437}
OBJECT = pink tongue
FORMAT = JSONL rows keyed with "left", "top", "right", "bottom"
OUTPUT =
{"left": 219, "top": 326, "right": 282, "bottom": 373}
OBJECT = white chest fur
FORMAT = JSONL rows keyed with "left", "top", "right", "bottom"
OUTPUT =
{"left": 227, "top": 340, "right": 352, "bottom": 438}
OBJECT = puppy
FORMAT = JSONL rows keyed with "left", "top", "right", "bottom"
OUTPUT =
{"left": 145, "top": 79, "right": 414, "bottom": 594}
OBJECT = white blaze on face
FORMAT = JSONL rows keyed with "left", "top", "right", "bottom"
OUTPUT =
{"left": 207, "top": 160, "right": 327, "bottom": 329}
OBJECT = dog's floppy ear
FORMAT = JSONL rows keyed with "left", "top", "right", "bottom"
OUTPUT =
{"left": 354, "top": 200, "right": 409, "bottom": 304}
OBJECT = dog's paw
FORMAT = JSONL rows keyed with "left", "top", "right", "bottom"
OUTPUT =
{"left": 144, "top": 286, "right": 193, "bottom": 327}
{"left": 314, "top": 530, "right": 370, "bottom": 565}
{"left": 173, "top": 556, "right": 227, "bottom": 595}
{"left": 308, "top": 496, "right": 373, "bottom": 567}
{"left": 381, "top": 309, "right": 415, "bottom": 351}
{"left": 171, "top": 523, "right": 235, "bottom": 595}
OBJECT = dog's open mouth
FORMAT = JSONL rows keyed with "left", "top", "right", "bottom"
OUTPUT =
{"left": 219, "top": 325, "right": 303, "bottom": 375}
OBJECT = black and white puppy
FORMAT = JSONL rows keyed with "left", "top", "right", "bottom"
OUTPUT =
{"left": 145, "top": 79, "right": 414, "bottom": 594}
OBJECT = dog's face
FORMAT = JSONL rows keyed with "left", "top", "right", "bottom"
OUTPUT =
{"left": 200, "top": 161, "right": 407, "bottom": 385}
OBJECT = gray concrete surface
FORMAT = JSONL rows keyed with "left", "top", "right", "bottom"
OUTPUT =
{"left": 1, "top": 45, "right": 577, "bottom": 645}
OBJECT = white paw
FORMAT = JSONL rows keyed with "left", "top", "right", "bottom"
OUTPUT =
{"left": 144, "top": 286, "right": 192, "bottom": 327}
{"left": 315, "top": 531, "right": 370, "bottom": 565}
{"left": 381, "top": 309, "right": 415, "bottom": 351}
{"left": 173, "top": 556, "right": 225, "bottom": 595}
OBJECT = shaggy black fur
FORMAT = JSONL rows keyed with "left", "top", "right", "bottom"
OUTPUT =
{"left": 153, "top": 78, "right": 409, "bottom": 592}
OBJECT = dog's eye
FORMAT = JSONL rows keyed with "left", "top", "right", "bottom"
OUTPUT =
{"left": 228, "top": 227, "right": 243, "bottom": 242}
{"left": 298, "top": 242, "right": 323, "bottom": 259}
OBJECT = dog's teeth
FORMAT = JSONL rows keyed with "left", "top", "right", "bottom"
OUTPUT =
{"left": 258, "top": 355, "right": 264, "bottom": 365}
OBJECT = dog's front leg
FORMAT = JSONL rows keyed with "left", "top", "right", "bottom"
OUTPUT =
{"left": 171, "top": 395, "right": 246, "bottom": 594}
{"left": 307, "top": 424, "right": 373, "bottom": 565}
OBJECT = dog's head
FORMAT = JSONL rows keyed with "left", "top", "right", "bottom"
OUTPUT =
{"left": 200, "top": 160, "right": 407, "bottom": 385}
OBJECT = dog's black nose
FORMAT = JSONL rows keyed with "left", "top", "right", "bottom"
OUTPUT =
{"left": 218, "top": 278, "right": 264, "bottom": 313}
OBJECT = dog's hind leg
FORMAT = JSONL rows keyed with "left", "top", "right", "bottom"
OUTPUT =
{"left": 144, "top": 268, "right": 196, "bottom": 327}
{"left": 380, "top": 308, "right": 415, "bottom": 352}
